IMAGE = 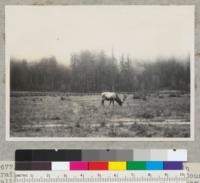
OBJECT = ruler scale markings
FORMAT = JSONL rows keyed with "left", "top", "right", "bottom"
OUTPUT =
{"left": 14, "top": 170, "right": 187, "bottom": 183}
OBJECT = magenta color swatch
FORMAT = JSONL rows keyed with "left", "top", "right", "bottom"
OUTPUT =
{"left": 70, "top": 161, "right": 88, "bottom": 170}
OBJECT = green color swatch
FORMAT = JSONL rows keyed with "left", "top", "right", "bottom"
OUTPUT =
{"left": 127, "top": 161, "right": 146, "bottom": 170}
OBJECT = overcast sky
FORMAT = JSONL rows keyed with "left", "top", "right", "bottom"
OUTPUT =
{"left": 6, "top": 5, "right": 194, "bottom": 65}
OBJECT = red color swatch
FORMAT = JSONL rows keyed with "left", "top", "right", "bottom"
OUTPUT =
{"left": 88, "top": 161, "right": 108, "bottom": 170}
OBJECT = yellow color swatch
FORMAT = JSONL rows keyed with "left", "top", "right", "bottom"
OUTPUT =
{"left": 108, "top": 161, "right": 126, "bottom": 170}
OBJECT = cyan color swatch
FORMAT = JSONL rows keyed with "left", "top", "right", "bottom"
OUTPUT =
{"left": 146, "top": 161, "right": 163, "bottom": 170}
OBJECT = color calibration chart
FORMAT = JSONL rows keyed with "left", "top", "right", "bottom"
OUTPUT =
{"left": 15, "top": 149, "right": 187, "bottom": 171}
{"left": 1, "top": 149, "right": 200, "bottom": 183}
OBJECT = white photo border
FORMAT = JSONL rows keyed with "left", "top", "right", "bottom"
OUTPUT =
{"left": 5, "top": 5, "right": 195, "bottom": 141}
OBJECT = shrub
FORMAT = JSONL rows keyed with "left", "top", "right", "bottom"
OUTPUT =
{"left": 75, "top": 122, "right": 80, "bottom": 128}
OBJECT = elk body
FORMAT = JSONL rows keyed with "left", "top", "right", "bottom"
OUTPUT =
{"left": 101, "top": 92, "right": 126, "bottom": 106}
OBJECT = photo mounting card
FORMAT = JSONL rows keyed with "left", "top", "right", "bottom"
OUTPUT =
{"left": 5, "top": 5, "right": 195, "bottom": 141}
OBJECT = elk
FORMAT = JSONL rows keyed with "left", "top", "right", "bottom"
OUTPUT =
{"left": 101, "top": 92, "right": 127, "bottom": 106}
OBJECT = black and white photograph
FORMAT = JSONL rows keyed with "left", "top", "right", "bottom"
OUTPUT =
{"left": 6, "top": 5, "right": 194, "bottom": 140}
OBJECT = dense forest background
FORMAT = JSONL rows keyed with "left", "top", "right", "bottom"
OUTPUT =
{"left": 10, "top": 50, "right": 190, "bottom": 92}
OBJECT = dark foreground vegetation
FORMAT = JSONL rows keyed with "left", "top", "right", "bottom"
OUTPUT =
{"left": 10, "top": 92, "right": 190, "bottom": 137}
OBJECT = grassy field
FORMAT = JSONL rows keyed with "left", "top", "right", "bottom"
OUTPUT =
{"left": 10, "top": 92, "right": 190, "bottom": 138}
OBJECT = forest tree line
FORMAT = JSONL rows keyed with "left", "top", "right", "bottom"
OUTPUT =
{"left": 10, "top": 50, "right": 190, "bottom": 92}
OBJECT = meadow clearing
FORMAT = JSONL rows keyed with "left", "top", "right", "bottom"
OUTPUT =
{"left": 10, "top": 91, "right": 190, "bottom": 138}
